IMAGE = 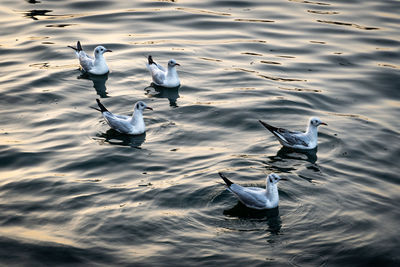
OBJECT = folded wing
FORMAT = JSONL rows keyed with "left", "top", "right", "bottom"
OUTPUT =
{"left": 103, "top": 112, "right": 131, "bottom": 133}
{"left": 229, "top": 184, "right": 267, "bottom": 209}
{"left": 79, "top": 51, "right": 94, "bottom": 72}
{"left": 147, "top": 64, "right": 166, "bottom": 85}
{"left": 275, "top": 128, "right": 308, "bottom": 147}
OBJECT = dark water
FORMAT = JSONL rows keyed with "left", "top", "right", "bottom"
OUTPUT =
{"left": 0, "top": 0, "right": 399, "bottom": 266}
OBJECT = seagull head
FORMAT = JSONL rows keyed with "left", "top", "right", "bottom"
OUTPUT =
{"left": 168, "top": 59, "right": 180, "bottom": 68}
{"left": 267, "top": 173, "right": 286, "bottom": 185}
{"left": 134, "top": 101, "right": 153, "bottom": 112}
{"left": 94, "top": 46, "right": 112, "bottom": 57}
{"left": 309, "top": 117, "right": 327, "bottom": 127}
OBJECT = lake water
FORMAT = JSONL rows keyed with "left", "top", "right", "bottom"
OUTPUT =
{"left": 0, "top": 0, "right": 399, "bottom": 266}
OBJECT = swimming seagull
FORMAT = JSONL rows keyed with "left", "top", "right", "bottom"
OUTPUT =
{"left": 259, "top": 117, "right": 327, "bottom": 150}
{"left": 146, "top": 55, "right": 180, "bottom": 88}
{"left": 68, "top": 41, "right": 112, "bottom": 75}
{"left": 92, "top": 99, "right": 153, "bottom": 135}
{"left": 219, "top": 172, "right": 286, "bottom": 210}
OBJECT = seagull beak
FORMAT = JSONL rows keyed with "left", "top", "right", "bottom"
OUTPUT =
{"left": 279, "top": 178, "right": 288, "bottom": 181}
{"left": 145, "top": 106, "right": 153, "bottom": 110}
{"left": 320, "top": 122, "right": 328, "bottom": 126}
{"left": 175, "top": 63, "right": 180, "bottom": 66}
{"left": 105, "top": 49, "right": 112, "bottom": 53}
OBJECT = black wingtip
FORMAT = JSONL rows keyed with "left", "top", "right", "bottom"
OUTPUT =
{"left": 148, "top": 55, "right": 155, "bottom": 65}
{"left": 90, "top": 106, "right": 102, "bottom": 112}
{"left": 259, "top": 120, "right": 277, "bottom": 133}
{"left": 68, "top": 45, "right": 77, "bottom": 51}
{"left": 77, "top": 41, "right": 82, "bottom": 52}
{"left": 68, "top": 41, "right": 82, "bottom": 52}
{"left": 219, "top": 172, "right": 233, "bottom": 187}
{"left": 96, "top": 98, "right": 108, "bottom": 112}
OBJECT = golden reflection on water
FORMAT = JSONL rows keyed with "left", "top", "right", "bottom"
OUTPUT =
{"left": 316, "top": 20, "right": 380, "bottom": 30}
{"left": 0, "top": 227, "right": 78, "bottom": 247}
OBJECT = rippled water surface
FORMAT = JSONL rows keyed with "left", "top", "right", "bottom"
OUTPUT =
{"left": 1, "top": 0, "right": 399, "bottom": 266}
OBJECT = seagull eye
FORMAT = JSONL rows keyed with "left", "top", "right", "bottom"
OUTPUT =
{"left": 269, "top": 178, "right": 273, "bottom": 183}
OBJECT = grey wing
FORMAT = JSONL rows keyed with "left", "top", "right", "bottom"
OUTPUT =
{"left": 79, "top": 50, "right": 93, "bottom": 60}
{"left": 78, "top": 51, "right": 94, "bottom": 71}
{"left": 103, "top": 113, "right": 131, "bottom": 133}
{"left": 152, "top": 72, "right": 165, "bottom": 85}
{"left": 276, "top": 128, "right": 308, "bottom": 147}
{"left": 230, "top": 184, "right": 266, "bottom": 209}
{"left": 155, "top": 62, "right": 166, "bottom": 72}
{"left": 114, "top": 114, "right": 130, "bottom": 120}
{"left": 147, "top": 64, "right": 166, "bottom": 85}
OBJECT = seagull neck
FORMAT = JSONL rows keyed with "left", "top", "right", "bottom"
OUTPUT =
{"left": 130, "top": 109, "right": 143, "bottom": 123}
{"left": 94, "top": 53, "right": 105, "bottom": 62}
{"left": 167, "top": 66, "right": 178, "bottom": 78}
{"left": 266, "top": 181, "right": 278, "bottom": 196}
{"left": 306, "top": 124, "right": 318, "bottom": 138}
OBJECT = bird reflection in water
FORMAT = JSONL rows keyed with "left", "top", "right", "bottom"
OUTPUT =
{"left": 24, "top": 9, "right": 52, "bottom": 20}
{"left": 78, "top": 72, "right": 109, "bottom": 98}
{"left": 96, "top": 129, "right": 146, "bottom": 148}
{"left": 144, "top": 83, "right": 180, "bottom": 107}
{"left": 223, "top": 202, "right": 282, "bottom": 234}
{"left": 269, "top": 146, "right": 318, "bottom": 165}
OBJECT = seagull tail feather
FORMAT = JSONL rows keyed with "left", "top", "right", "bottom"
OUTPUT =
{"left": 258, "top": 120, "right": 278, "bottom": 133}
{"left": 95, "top": 99, "right": 108, "bottom": 113}
{"left": 219, "top": 172, "right": 233, "bottom": 187}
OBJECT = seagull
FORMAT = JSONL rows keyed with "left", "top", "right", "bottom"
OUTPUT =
{"left": 219, "top": 172, "right": 285, "bottom": 210}
{"left": 146, "top": 55, "right": 180, "bottom": 88}
{"left": 259, "top": 117, "right": 327, "bottom": 150}
{"left": 68, "top": 41, "right": 112, "bottom": 75}
{"left": 92, "top": 99, "right": 152, "bottom": 135}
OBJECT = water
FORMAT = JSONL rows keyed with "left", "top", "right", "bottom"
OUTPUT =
{"left": 0, "top": 0, "right": 399, "bottom": 265}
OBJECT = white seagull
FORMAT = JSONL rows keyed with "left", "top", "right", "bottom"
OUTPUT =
{"left": 68, "top": 41, "right": 112, "bottom": 75}
{"left": 92, "top": 99, "right": 152, "bottom": 135}
{"left": 146, "top": 55, "right": 180, "bottom": 88}
{"left": 219, "top": 172, "right": 285, "bottom": 210}
{"left": 259, "top": 117, "right": 327, "bottom": 150}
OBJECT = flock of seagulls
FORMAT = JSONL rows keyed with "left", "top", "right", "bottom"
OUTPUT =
{"left": 69, "top": 41, "right": 328, "bottom": 211}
